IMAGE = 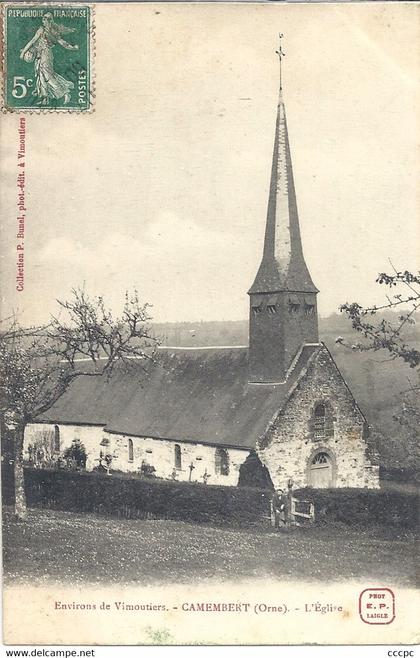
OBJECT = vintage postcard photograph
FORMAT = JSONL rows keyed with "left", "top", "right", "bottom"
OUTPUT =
{"left": 0, "top": 1, "right": 419, "bottom": 647}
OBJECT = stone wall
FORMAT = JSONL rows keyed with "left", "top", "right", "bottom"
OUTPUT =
{"left": 24, "top": 423, "right": 250, "bottom": 487}
{"left": 257, "top": 347, "right": 380, "bottom": 490}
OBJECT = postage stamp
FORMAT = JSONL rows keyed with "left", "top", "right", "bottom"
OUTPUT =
{"left": 2, "top": 4, "right": 93, "bottom": 112}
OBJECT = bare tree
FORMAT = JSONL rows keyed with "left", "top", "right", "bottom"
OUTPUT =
{"left": 339, "top": 268, "right": 419, "bottom": 455}
{"left": 338, "top": 269, "right": 419, "bottom": 368}
{"left": 0, "top": 288, "right": 159, "bottom": 520}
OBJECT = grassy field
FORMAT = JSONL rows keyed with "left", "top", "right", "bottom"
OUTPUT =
{"left": 3, "top": 507, "right": 418, "bottom": 587}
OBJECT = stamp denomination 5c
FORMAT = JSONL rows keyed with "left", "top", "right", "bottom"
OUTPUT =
{"left": 2, "top": 4, "right": 93, "bottom": 111}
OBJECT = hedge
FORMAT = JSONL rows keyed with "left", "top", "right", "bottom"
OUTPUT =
{"left": 295, "top": 487, "right": 418, "bottom": 529}
{"left": 3, "top": 466, "right": 417, "bottom": 529}
{"left": 379, "top": 466, "right": 419, "bottom": 486}
{"left": 2, "top": 466, "right": 272, "bottom": 527}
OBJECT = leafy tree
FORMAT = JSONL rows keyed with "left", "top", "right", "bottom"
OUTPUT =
{"left": 0, "top": 288, "right": 158, "bottom": 520}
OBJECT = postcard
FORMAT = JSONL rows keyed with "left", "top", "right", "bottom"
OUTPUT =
{"left": 1, "top": 1, "right": 419, "bottom": 646}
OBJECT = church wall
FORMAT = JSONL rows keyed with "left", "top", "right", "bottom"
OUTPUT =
{"left": 257, "top": 349, "right": 379, "bottom": 490}
{"left": 24, "top": 422, "right": 106, "bottom": 471}
{"left": 24, "top": 423, "right": 250, "bottom": 486}
{"left": 108, "top": 433, "right": 250, "bottom": 486}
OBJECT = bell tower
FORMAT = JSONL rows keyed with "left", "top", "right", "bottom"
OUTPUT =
{"left": 248, "top": 37, "right": 319, "bottom": 383}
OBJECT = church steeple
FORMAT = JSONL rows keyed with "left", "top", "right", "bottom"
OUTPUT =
{"left": 248, "top": 37, "right": 319, "bottom": 384}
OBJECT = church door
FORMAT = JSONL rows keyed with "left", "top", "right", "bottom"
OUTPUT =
{"left": 309, "top": 452, "right": 333, "bottom": 488}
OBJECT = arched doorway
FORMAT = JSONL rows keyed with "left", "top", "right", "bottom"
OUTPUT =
{"left": 308, "top": 451, "right": 333, "bottom": 488}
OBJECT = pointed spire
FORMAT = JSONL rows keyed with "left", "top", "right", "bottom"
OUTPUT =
{"left": 249, "top": 39, "right": 317, "bottom": 295}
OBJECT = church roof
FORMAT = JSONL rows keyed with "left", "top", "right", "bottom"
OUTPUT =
{"left": 248, "top": 87, "right": 318, "bottom": 295}
{"left": 35, "top": 344, "right": 322, "bottom": 449}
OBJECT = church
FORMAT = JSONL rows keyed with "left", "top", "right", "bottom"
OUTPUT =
{"left": 24, "top": 62, "right": 379, "bottom": 491}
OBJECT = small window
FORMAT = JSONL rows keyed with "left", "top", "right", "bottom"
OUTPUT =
{"left": 215, "top": 447, "right": 229, "bottom": 476}
{"left": 128, "top": 438, "right": 134, "bottom": 462}
{"left": 288, "top": 295, "right": 300, "bottom": 314}
{"left": 267, "top": 304, "right": 277, "bottom": 315}
{"left": 304, "top": 304, "right": 314, "bottom": 316}
{"left": 174, "top": 444, "right": 182, "bottom": 469}
{"left": 251, "top": 296, "right": 264, "bottom": 316}
{"left": 314, "top": 404, "right": 326, "bottom": 441}
{"left": 53, "top": 425, "right": 60, "bottom": 453}
{"left": 304, "top": 296, "right": 315, "bottom": 316}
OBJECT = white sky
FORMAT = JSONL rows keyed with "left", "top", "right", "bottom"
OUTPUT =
{"left": 1, "top": 2, "right": 418, "bottom": 325}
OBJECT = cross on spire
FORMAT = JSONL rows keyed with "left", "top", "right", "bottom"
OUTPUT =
{"left": 276, "top": 33, "right": 286, "bottom": 91}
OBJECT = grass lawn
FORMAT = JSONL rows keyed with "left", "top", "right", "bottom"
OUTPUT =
{"left": 3, "top": 507, "right": 418, "bottom": 587}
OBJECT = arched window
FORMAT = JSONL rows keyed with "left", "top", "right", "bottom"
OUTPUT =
{"left": 215, "top": 447, "right": 229, "bottom": 476}
{"left": 128, "top": 438, "right": 134, "bottom": 462}
{"left": 53, "top": 425, "right": 60, "bottom": 453}
{"left": 314, "top": 404, "right": 326, "bottom": 440}
{"left": 174, "top": 444, "right": 182, "bottom": 469}
{"left": 313, "top": 451, "right": 329, "bottom": 465}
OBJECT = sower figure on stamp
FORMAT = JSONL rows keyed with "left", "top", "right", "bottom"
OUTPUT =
{"left": 19, "top": 13, "right": 78, "bottom": 106}
{"left": 271, "top": 488, "right": 288, "bottom": 529}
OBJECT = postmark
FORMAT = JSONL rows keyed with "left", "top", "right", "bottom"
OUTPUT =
{"left": 2, "top": 4, "right": 93, "bottom": 112}
{"left": 359, "top": 588, "right": 395, "bottom": 625}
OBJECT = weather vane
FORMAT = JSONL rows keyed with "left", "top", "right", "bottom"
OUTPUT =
{"left": 276, "top": 33, "right": 286, "bottom": 90}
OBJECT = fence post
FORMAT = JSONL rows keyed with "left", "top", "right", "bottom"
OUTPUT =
{"left": 310, "top": 502, "right": 315, "bottom": 522}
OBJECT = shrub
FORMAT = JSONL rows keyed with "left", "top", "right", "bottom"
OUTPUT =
{"left": 139, "top": 460, "right": 156, "bottom": 478}
{"left": 238, "top": 450, "right": 274, "bottom": 489}
{"left": 295, "top": 487, "right": 418, "bottom": 529}
{"left": 62, "top": 439, "right": 87, "bottom": 470}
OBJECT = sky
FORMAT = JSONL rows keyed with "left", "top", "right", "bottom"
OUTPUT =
{"left": 1, "top": 2, "right": 418, "bottom": 325}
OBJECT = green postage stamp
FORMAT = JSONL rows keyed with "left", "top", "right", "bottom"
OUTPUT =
{"left": 2, "top": 4, "right": 93, "bottom": 111}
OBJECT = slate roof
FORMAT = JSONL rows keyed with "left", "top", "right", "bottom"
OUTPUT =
{"left": 249, "top": 94, "right": 318, "bottom": 295}
{"left": 35, "top": 344, "right": 322, "bottom": 449}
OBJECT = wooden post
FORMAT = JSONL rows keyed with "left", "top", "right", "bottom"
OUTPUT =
{"left": 287, "top": 478, "right": 294, "bottom": 525}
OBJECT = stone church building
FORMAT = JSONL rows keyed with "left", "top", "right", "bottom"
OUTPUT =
{"left": 24, "top": 74, "right": 379, "bottom": 490}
